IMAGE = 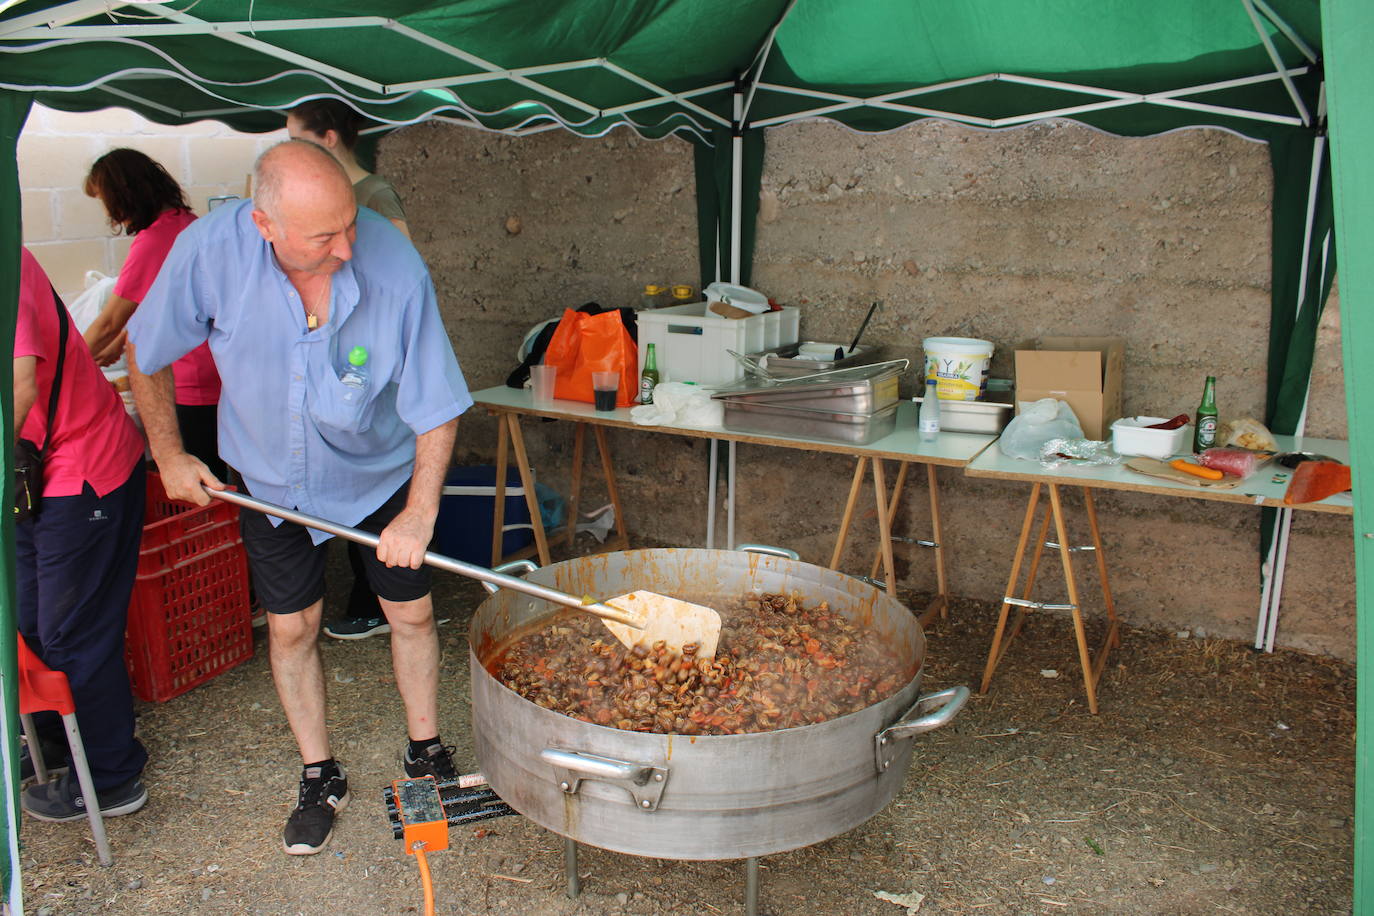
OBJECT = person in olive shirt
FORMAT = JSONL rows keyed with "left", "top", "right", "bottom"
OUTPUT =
{"left": 287, "top": 99, "right": 417, "bottom": 640}
{"left": 287, "top": 99, "right": 409, "bottom": 237}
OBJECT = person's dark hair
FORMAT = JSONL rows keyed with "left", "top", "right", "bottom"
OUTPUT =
{"left": 289, "top": 99, "right": 361, "bottom": 151}
{"left": 84, "top": 148, "right": 191, "bottom": 235}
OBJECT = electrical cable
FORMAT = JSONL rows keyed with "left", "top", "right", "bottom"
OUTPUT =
{"left": 412, "top": 845, "right": 436, "bottom": 916}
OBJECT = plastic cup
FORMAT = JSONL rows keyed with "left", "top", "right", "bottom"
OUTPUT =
{"left": 530, "top": 364, "right": 556, "bottom": 403}
{"left": 592, "top": 371, "right": 619, "bottom": 411}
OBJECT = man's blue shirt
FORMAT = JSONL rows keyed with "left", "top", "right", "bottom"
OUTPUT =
{"left": 129, "top": 200, "right": 471, "bottom": 542}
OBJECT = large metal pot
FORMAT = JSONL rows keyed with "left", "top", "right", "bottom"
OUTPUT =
{"left": 469, "top": 547, "right": 967, "bottom": 861}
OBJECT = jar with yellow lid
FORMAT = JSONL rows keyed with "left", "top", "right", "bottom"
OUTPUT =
{"left": 641, "top": 284, "right": 671, "bottom": 309}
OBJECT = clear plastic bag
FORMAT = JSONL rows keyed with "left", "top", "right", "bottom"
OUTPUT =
{"left": 999, "top": 398, "right": 1084, "bottom": 460}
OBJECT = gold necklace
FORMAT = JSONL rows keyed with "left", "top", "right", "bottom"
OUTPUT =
{"left": 305, "top": 279, "right": 329, "bottom": 330}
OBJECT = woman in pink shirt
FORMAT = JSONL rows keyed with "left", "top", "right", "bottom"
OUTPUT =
{"left": 13, "top": 247, "right": 149, "bottom": 821}
{"left": 83, "top": 149, "right": 224, "bottom": 477}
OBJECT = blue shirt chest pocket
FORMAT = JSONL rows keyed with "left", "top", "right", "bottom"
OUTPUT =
{"left": 307, "top": 336, "right": 397, "bottom": 439}
{"left": 309, "top": 363, "right": 377, "bottom": 436}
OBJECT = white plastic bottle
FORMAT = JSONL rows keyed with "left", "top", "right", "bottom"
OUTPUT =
{"left": 918, "top": 378, "right": 941, "bottom": 441}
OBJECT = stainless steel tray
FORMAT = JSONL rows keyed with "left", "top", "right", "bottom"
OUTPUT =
{"left": 721, "top": 400, "right": 899, "bottom": 445}
{"left": 746, "top": 342, "right": 887, "bottom": 377}
{"left": 912, "top": 394, "right": 1013, "bottom": 434}
{"left": 712, "top": 364, "right": 903, "bottom": 413}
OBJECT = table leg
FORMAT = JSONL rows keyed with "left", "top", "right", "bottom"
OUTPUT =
{"left": 999, "top": 504, "right": 1054, "bottom": 651}
{"left": 1048, "top": 484, "right": 1098, "bottom": 714}
{"left": 565, "top": 423, "right": 586, "bottom": 551}
{"left": 870, "top": 462, "right": 911, "bottom": 579}
{"left": 1016, "top": 508, "right": 1055, "bottom": 623}
{"left": 592, "top": 425, "right": 630, "bottom": 551}
{"left": 924, "top": 463, "right": 949, "bottom": 624}
{"left": 491, "top": 413, "right": 510, "bottom": 567}
{"left": 506, "top": 414, "right": 551, "bottom": 566}
{"left": 1083, "top": 488, "right": 1121, "bottom": 650}
{"left": 871, "top": 458, "right": 897, "bottom": 597}
{"left": 831, "top": 458, "right": 868, "bottom": 570}
{"left": 981, "top": 484, "right": 1043, "bottom": 695}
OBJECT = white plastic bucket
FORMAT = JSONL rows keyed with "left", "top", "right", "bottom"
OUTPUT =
{"left": 923, "top": 337, "right": 994, "bottom": 401}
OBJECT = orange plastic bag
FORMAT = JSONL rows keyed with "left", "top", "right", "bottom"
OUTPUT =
{"left": 543, "top": 308, "right": 638, "bottom": 407}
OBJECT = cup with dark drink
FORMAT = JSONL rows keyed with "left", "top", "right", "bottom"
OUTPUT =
{"left": 592, "top": 371, "right": 619, "bottom": 411}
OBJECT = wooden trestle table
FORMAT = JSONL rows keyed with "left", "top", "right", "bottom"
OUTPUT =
{"left": 471, "top": 386, "right": 998, "bottom": 625}
{"left": 964, "top": 435, "right": 1352, "bottom": 714}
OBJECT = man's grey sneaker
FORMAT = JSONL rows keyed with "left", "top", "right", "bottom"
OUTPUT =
{"left": 22, "top": 772, "right": 146, "bottom": 822}
{"left": 403, "top": 742, "right": 458, "bottom": 782}
{"left": 282, "top": 763, "right": 349, "bottom": 855}
{"left": 322, "top": 615, "right": 390, "bottom": 640}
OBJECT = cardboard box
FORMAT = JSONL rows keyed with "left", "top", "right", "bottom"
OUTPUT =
{"left": 1014, "top": 337, "right": 1125, "bottom": 440}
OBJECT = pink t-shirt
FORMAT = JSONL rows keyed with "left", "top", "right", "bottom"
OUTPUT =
{"left": 115, "top": 208, "right": 221, "bottom": 406}
{"left": 15, "top": 249, "right": 144, "bottom": 498}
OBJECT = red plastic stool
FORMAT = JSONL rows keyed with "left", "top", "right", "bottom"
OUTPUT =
{"left": 16, "top": 638, "right": 112, "bottom": 866}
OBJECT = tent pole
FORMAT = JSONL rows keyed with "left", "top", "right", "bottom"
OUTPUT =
{"left": 727, "top": 441, "right": 737, "bottom": 550}
{"left": 1255, "top": 131, "right": 1326, "bottom": 651}
{"left": 1240, "top": 0, "right": 1311, "bottom": 125}
{"left": 730, "top": 85, "right": 743, "bottom": 284}
{"left": 706, "top": 440, "right": 717, "bottom": 549}
{"left": 1255, "top": 518, "right": 1284, "bottom": 648}
{"left": 0, "top": 89, "right": 33, "bottom": 916}
{"left": 1264, "top": 508, "right": 1294, "bottom": 653}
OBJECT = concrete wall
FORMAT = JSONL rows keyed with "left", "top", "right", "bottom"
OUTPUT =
{"left": 18, "top": 104, "right": 284, "bottom": 301}
{"left": 382, "top": 117, "right": 1353, "bottom": 660}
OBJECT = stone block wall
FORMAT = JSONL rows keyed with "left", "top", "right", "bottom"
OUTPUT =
{"left": 18, "top": 104, "right": 284, "bottom": 301}
{"left": 380, "top": 117, "right": 1353, "bottom": 660}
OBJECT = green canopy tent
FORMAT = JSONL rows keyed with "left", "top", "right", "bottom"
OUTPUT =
{"left": 0, "top": 0, "right": 1368, "bottom": 910}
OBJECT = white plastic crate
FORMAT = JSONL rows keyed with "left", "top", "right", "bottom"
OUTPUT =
{"left": 636, "top": 303, "right": 801, "bottom": 388}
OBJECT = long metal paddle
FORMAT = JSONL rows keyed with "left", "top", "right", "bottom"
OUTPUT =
{"left": 207, "top": 487, "right": 721, "bottom": 656}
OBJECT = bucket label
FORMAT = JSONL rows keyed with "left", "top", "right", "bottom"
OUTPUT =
{"left": 925, "top": 354, "right": 990, "bottom": 401}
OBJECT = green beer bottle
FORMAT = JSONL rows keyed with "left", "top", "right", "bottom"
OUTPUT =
{"left": 640, "top": 343, "right": 660, "bottom": 405}
{"left": 1193, "top": 375, "right": 1218, "bottom": 453}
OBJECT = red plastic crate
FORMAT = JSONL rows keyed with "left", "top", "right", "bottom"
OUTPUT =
{"left": 124, "top": 473, "right": 254, "bottom": 703}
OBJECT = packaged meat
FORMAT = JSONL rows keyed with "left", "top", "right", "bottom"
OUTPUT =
{"left": 1199, "top": 447, "right": 1260, "bottom": 479}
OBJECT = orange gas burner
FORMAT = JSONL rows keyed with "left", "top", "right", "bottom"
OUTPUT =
{"left": 391, "top": 776, "right": 450, "bottom": 854}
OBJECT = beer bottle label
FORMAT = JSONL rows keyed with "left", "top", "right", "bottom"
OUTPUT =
{"left": 1197, "top": 416, "right": 1217, "bottom": 447}
{"left": 640, "top": 377, "right": 655, "bottom": 404}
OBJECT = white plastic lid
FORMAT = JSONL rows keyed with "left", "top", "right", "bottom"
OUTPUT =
{"left": 922, "top": 336, "right": 994, "bottom": 355}
{"left": 703, "top": 282, "right": 769, "bottom": 314}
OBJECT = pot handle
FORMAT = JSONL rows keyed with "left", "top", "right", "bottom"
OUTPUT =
{"left": 541, "top": 748, "right": 670, "bottom": 811}
{"left": 736, "top": 544, "right": 801, "bottom": 561}
{"left": 480, "top": 559, "right": 540, "bottom": 595}
{"left": 873, "top": 686, "right": 969, "bottom": 773}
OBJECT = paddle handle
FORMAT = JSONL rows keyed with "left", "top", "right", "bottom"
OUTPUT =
{"left": 204, "top": 487, "right": 644, "bottom": 628}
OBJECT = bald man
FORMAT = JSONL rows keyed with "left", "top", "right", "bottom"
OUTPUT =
{"left": 127, "top": 139, "right": 472, "bottom": 856}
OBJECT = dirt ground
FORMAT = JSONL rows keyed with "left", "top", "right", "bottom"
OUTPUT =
{"left": 18, "top": 542, "right": 1354, "bottom": 916}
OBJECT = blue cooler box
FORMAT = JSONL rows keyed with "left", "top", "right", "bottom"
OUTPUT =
{"left": 433, "top": 466, "right": 534, "bottom": 564}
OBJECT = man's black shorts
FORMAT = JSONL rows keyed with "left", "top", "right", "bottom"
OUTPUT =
{"left": 239, "top": 480, "right": 432, "bottom": 614}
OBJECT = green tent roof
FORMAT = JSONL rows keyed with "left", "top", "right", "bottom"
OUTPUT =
{"left": 0, "top": 0, "right": 1321, "bottom": 141}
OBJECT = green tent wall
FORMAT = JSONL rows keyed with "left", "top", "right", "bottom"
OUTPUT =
{"left": 0, "top": 0, "right": 1363, "bottom": 909}
{"left": 1323, "top": 0, "right": 1374, "bottom": 911}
